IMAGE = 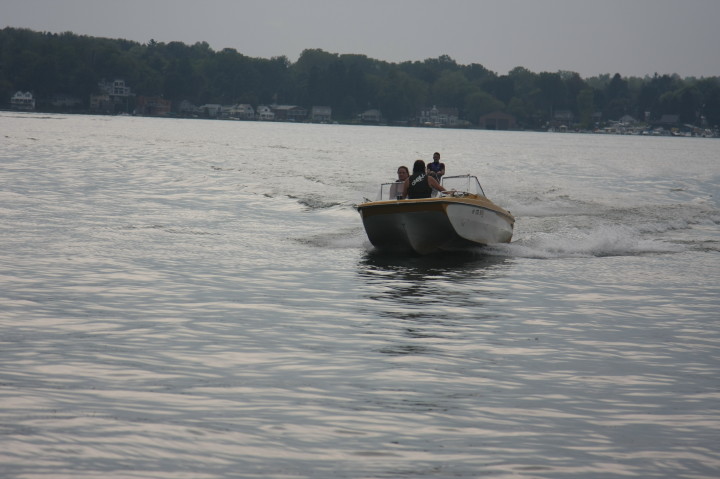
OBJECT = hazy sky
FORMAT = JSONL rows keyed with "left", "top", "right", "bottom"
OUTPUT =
{"left": 2, "top": 0, "right": 718, "bottom": 78}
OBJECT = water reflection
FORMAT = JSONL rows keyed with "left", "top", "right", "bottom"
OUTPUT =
{"left": 359, "top": 248, "right": 510, "bottom": 279}
{"left": 356, "top": 250, "right": 514, "bottom": 356}
{"left": 357, "top": 248, "right": 511, "bottom": 302}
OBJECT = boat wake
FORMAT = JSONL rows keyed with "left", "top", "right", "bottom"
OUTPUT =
{"left": 296, "top": 227, "right": 369, "bottom": 250}
{"left": 488, "top": 198, "right": 719, "bottom": 259}
{"left": 489, "top": 225, "right": 683, "bottom": 259}
{"left": 290, "top": 194, "right": 345, "bottom": 210}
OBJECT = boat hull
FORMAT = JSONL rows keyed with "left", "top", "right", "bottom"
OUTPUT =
{"left": 358, "top": 195, "right": 514, "bottom": 254}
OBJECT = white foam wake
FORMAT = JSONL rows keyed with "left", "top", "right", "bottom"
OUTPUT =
{"left": 488, "top": 224, "right": 684, "bottom": 259}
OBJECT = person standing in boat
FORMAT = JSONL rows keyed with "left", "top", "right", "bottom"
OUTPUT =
{"left": 427, "top": 152, "right": 445, "bottom": 181}
{"left": 404, "top": 159, "right": 446, "bottom": 199}
{"left": 389, "top": 165, "right": 409, "bottom": 199}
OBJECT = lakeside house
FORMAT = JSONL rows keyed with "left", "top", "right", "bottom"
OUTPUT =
{"left": 10, "top": 91, "right": 35, "bottom": 110}
{"left": 657, "top": 114, "right": 680, "bottom": 127}
{"left": 137, "top": 96, "right": 172, "bottom": 116}
{"left": 7, "top": 78, "right": 713, "bottom": 136}
{"left": 225, "top": 104, "right": 255, "bottom": 120}
{"left": 311, "top": 106, "right": 332, "bottom": 123}
{"left": 256, "top": 105, "right": 275, "bottom": 121}
{"left": 99, "top": 79, "right": 132, "bottom": 97}
{"left": 198, "top": 104, "right": 223, "bottom": 118}
{"left": 478, "top": 111, "right": 517, "bottom": 130}
{"left": 419, "top": 105, "right": 459, "bottom": 127}
{"left": 359, "top": 109, "right": 383, "bottom": 123}
{"left": 270, "top": 104, "right": 307, "bottom": 122}
{"left": 90, "top": 79, "right": 134, "bottom": 113}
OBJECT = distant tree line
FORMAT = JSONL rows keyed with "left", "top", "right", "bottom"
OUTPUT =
{"left": 1, "top": 27, "right": 719, "bottom": 129}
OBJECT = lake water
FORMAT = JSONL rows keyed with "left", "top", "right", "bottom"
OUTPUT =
{"left": 1, "top": 112, "right": 719, "bottom": 478}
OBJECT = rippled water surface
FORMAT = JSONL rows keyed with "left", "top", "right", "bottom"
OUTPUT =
{"left": 1, "top": 113, "right": 719, "bottom": 478}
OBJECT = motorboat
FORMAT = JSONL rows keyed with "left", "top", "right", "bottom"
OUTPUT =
{"left": 357, "top": 175, "right": 515, "bottom": 254}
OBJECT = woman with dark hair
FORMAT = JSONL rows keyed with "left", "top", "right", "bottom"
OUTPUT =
{"left": 389, "top": 165, "right": 409, "bottom": 199}
{"left": 403, "top": 159, "right": 446, "bottom": 199}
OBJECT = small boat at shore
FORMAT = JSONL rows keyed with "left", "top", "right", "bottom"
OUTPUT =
{"left": 357, "top": 175, "right": 515, "bottom": 254}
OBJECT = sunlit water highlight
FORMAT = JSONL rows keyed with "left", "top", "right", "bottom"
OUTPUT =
{"left": 1, "top": 112, "right": 719, "bottom": 478}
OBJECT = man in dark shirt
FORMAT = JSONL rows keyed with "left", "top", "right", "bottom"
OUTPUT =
{"left": 427, "top": 152, "right": 445, "bottom": 181}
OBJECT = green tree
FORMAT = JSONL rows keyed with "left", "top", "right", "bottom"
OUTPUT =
{"left": 507, "top": 67, "right": 540, "bottom": 126}
{"left": 484, "top": 75, "right": 514, "bottom": 104}
{"left": 378, "top": 69, "right": 427, "bottom": 121}
{"left": 559, "top": 71, "right": 588, "bottom": 116}
{"left": 695, "top": 77, "right": 720, "bottom": 127}
{"left": 464, "top": 90, "right": 504, "bottom": 124}
{"left": 255, "top": 56, "right": 292, "bottom": 105}
{"left": 603, "top": 73, "right": 631, "bottom": 119}
{"left": 507, "top": 97, "right": 530, "bottom": 126}
{"left": 400, "top": 55, "right": 459, "bottom": 85}
{"left": 1, "top": 26, "right": 719, "bottom": 128}
{"left": 431, "top": 70, "right": 470, "bottom": 108}
{"left": 535, "top": 72, "right": 568, "bottom": 120}
{"left": 676, "top": 85, "right": 703, "bottom": 124}
{"left": 577, "top": 88, "right": 594, "bottom": 128}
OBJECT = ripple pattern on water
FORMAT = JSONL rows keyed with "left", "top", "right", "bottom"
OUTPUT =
{"left": 1, "top": 113, "right": 719, "bottom": 478}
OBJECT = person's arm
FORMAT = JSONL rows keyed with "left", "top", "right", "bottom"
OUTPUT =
{"left": 402, "top": 178, "right": 410, "bottom": 198}
{"left": 428, "top": 176, "right": 445, "bottom": 191}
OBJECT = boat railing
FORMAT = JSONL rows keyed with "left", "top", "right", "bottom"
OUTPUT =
{"left": 441, "top": 175, "right": 486, "bottom": 197}
{"left": 375, "top": 175, "right": 486, "bottom": 201}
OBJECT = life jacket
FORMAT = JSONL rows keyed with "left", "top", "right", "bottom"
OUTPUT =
{"left": 408, "top": 172, "right": 432, "bottom": 198}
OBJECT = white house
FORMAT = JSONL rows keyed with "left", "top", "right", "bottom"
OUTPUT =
{"left": 226, "top": 104, "right": 255, "bottom": 120}
{"left": 92, "top": 79, "right": 133, "bottom": 113}
{"left": 99, "top": 79, "right": 132, "bottom": 97}
{"left": 360, "top": 109, "right": 382, "bottom": 123}
{"left": 419, "top": 105, "right": 458, "bottom": 127}
{"left": 256, "top": 105, "right": 275, "bottom": 121}
{"left": 198, "top": 104, "right": 223, "bottom": 118}
{"left": 10, "top": 91, "right": 35, "bottom": 110}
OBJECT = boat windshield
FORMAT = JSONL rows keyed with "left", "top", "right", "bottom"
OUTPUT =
{"left": 441, "top": 175, "right": 486, "bottom": 197}
{"left": 376, "top": 182, "right": 404, "bottom": 201}
{"left": 374, "top": 175, "right": 486, "bottom": 201}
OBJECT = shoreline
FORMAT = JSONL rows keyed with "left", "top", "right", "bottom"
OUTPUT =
{"left": 2, "top": 108, "right": 717, "bottom": 138}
